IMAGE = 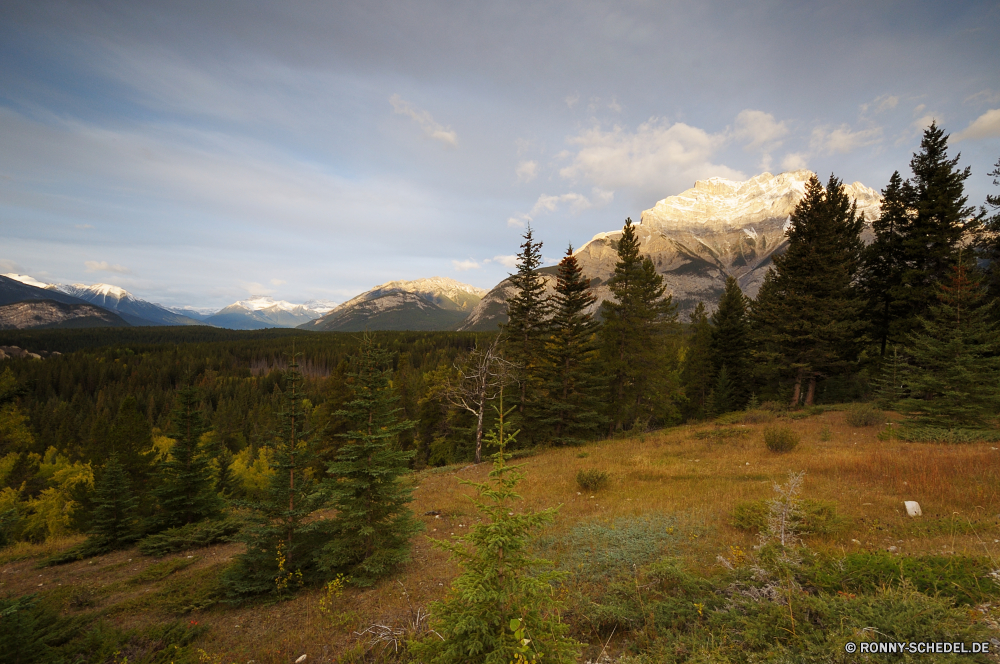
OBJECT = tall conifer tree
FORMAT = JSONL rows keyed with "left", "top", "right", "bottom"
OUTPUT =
{"left": 103, "top": 396, "right": 156, "bottom": 513}
{"left": 709, "top": 276, "right": 752, "bottom": 409}
{"left": 88, "top": 453, "right": 138, "bottom": 551}
{"left": 224, "top": 355, "right": 330, "bottom": 600}
{"left": 538, "top": 245, "right": 603, "bottom": 445}
{"left": 320, "top": 336, "right": 421, "bottom": 586}
{"left": 896, "top": 122, "right": 974, "bottom": 333}
{"left": 680, "top": 302, "right": 713, "bottom": 420}
{"left": 751, "top": 175, "right": 866, "bottom": 406}
{"left": 503, "top": 225, "right": 551, "bottom": 446}
{"left": 149, "top": 387, "right": 222, "bottom": 531}
{"left": 901, "top": 263, "right": 1000, "bottom": 427}
{"left": 977, "top": 157, "right": 1000, "bottom": 309}
{"left": 860, "top": 171, "right": 910, "bottom": 355}
{"left": 598, "top": 218, "right": 678, "bottom": 431}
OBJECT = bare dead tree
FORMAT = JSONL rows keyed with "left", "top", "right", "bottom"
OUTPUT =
{"left": 442, "top": 335, "right": 519, "bottom": 463}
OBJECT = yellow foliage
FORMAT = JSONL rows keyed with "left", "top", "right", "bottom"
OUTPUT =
{"left": 153, "top": 435, "right": 175, "bottom": 461}
{"left": 0, "top": 403, "right": 35, "bottom": 453}
{"left": 23, "top": 455, "right": 93, "bottom": 541}
{"left": 0, "top": 452, "right": 18, "bottom": 485}
{"left": 230, "top": 446, "right": 274, "bottom": 497}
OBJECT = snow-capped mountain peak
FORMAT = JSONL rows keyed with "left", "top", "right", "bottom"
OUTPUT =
{"left": 65, "top": 283, "right": 133, "bottom": 301}
{"left": 2, "top": 273, "right": 59, "bottom": 290}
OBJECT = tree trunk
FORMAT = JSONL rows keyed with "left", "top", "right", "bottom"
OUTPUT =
{"left": 790, "top": 369, "right": 803, "bottom": 408}
{"left": 474, "top": 404, "right": 484, "bottom": 464}
{"left": 804, "top": 375, "right": 816, "bottom": 406}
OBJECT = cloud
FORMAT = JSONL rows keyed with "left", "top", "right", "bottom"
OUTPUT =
{"left": 515, "top": 160, "right": 538, "bottom": 183}
{"left": 781, "top": 152, "right": 809, "bottom": 171}
{"left": 452, "top": 259, "right": 480, "bottom": 271}
{"left": 809, "top": 125, "right": 882, "bottom": 154}
{"left": 507, "top": 216, "right": 526, "bottom": 228}
{"left": 389, "top": 94, "right": 458, "bottom": 146}
{"left": 860, "top": 94, "right": 899, "bottom": 115}
{"left": 565, "top": 94, "right": 580, "bottom": 108}
{"left": 85, "top": 260, "right": 131, "bottom": 273}
{"left": 559, "top": 118, "right": 743, "bottom": 197}
{"left": 75, "top": 224, "right": 93, "bottom": 230}
{"left": 491, "top": 255, "right": 518, "bottom": 269}
{"left": 955, "top": 109, "right": 1000, "bottom": 141}
{"left": 965, "top": 90, "right": 1000, "bottom": 106}
{"left": 270, "top": 278, "right": 287, "bottom": 286}
{"left": 530, "top": 189, "right": 614, "bottom": 216}
{"left": 911, "top": 114, "right": 939, "bottom": 133}
{"left": 0, "top": 259, "right": 23, "bottom": 272}
{"left": 733, "top": 110, "right": 788, "bottom": 150}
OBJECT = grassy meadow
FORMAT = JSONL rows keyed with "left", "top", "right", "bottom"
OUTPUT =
{"left": 3, "top": 406, "right": 1000, "bottom": 662}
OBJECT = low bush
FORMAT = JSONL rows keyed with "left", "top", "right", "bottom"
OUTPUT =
{"left": 137, "top": 517, "right": 242, "bottom": 557}
{"left": 730, "top": 498, "right": 845, "bottom": 536}
{"left": 576, "top": 468, "right": 610, "bottom": 491}
{"left": 763, "top": 426, "right": 799, "bottom": 452}
{"left": 691, "top": 427, "right": 749, "bottom": 441}
{"left": 715, "top": 409, "right": 774, "bottom": 425}
{"left": 889, "top": 426, "right": 1000, "bottom": 443}
{"left": 845, "top": 403, "right": 886, "bottom": 427}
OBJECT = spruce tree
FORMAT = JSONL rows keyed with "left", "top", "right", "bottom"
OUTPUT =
{"left": 409, "top": 399, "right": 581, "bottom": 664}
{"left": 978, "top": 156, "right": 1000, "bottom": 309}
{"left": 598, "top": 218, "right": 679, "bottom": 432}
{"left": 901, "top": 263, "right": 1000, "bottom": 428}
{"left": 896, "top": 122, "right": 975, "bottom": 334}
{"left": 751, "top": 175, "right": 866, "bottom": 406}
{"left": 709, "top": 276, "right": 752, "bottom": 408}
{"left": 710, "top": 365, "right": 736, "bottom": 416}
{"left": 223, "top": 355, "right": 330, "bottom": 600}
{"left": 680, "top": 302, "right": 713, "bottom": 420}
{"left": 88, "top": 453, "right": 138, "bottom": 551}
{"left": 538, "top": 245, "right": 604, "bottom": 445}
{"left": 860, "top": 171, "right": 911, "bottom": 355}
{"left": 319, "top": 336, "right": 421, "bottom": 586}
{"left": 503, "top": 225, "right": 552, "bottom": 446}
{"left": 149, "top": 387, "right": 222, "bottom": 532}
{"left": 104, "top": 396, "right": 156, "bottom": 497}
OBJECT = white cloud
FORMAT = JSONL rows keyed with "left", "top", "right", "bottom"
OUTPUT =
{"left": 270, "top": 278, "right": 287, "bottom": 286}
{"left": 965, "top": 90, "right": 1000, "bottom": 106}
{"left": 565, "top": 94, "right": 580, "bottom": 108}
{"left": 955, "top": 109, "right": 1000, "bottom": 141}
{"left": 861, "top": 94, "right": 899, "bottom": 115}
{"left": 452, "top": 259, "right": 480, "bottom": 271}
{"left": 0, "top": 259, "right": 23, "bottom": 272}
{"left": 491, "top": 255, "right": 518, "bottom": 268}
{"left": 559, "top": 118, "right": 743, "bottom": 197}
{"left": 911, "top": 114, "right": 939, "bottom": 133}
{"left": 75, "top": 224, "right": 93, "bottom": 230}
{"left": 529, "top": 188, "right": 614, "bottom": 216}
{"left": 781, "top": 152, "right": 809, "bottom": 171}
{"left": 733, "top": 110, "right": 788, "bottom": 150}
{"left": 809, "top": 125, "right": 882, "bottom": 154}
{"left": 85, "top": 260, "right": 131, "bottom": 273}
{"left": 507, "top": 216, "right": 526, "bottom": 228}
{"left": 389, "top": 94, "right": 458, "bottom": 147}
{"left": 515, "top": 160, "right": 538, "bottom": 183}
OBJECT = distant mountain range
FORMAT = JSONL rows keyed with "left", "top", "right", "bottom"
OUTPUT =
{"left": 301, "top": 277, "right": 486, "bottom": 331}
{"left": 459, "top": 170, "right": 882, "bottom": 331}
{"left": 203, "top": 296, "right": 336, "bottom": 330}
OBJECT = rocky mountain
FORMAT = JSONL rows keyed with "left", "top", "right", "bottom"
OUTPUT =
{"left": 301, "top": 277, "right": 486, "bottom": 331}
{"left": 0, "top": 299, "right": 130, "bottom": 330}
{"left": 204, "top": 296, "right": 335, "bottom": 330}
{"left": 2, "top": 275, "right": 203, "bottom": 326}
{"left": 459, "top": 170, "right": 881, "bottom": 331}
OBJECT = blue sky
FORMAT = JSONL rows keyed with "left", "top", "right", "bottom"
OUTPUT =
{"left": 2, "top": 0, "right": 999, "bottom": 309}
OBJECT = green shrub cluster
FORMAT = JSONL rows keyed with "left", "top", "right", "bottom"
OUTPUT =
{"left": 845, "top": 403, "right": 886, "bottom": 427}
{"left": 576, "top": 468, "right": 610, "bottom": 491}
{"left": 888, "top": 426, "right": 1000, "bottom": 443}
{"left": 730, "top": 499, "right": 846, "bottom": 536}
{"left": 137, "top": 517, "right": 242, "bottom": 556}
{"left": 763, "top": 426, "right": 799, "bottom": 452}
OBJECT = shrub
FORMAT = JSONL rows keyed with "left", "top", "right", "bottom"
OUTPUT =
{"left": 730, "top": 498, "right": 845, "bottom": 536}
{"left": 137, "top": 517, "right": 242, "bottom": 556}
{"left": 763, "top": 426, "right": 799, "bottom": 452}
{"left": 576, "top": 468, "right": 609, "bottom": 491}
{"left": 845, "top": 403, "right": 885, "bottom": 427}
{"left": 889, "top": 426, "right": 1000, "bottom": 443}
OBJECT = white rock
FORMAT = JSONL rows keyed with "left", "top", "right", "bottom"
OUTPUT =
{"left": 904, "top": 501, "right": 922, "bottom": 517}
{"left": 295, "top": 655, "right": 307, "bottom": 663}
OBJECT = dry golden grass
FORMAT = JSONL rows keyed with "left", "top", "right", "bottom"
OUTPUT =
{"left": 3, "top": 409, "right": 1000, "bottom": 663}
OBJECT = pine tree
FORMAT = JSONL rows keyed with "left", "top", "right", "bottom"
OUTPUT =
{"left": 977, "top": 156, "right": 1000, "bottom": 309}
{"left": 680, "top": 302, "right": 713, "bottom": 420}
{"left": 538, "top": 245, "right": 604, "bottom": 445}
{"left": 149, "top": 387, "right": 222, "bottom": 531}
{"left": 751, "top": 175, "right": 866, "bottom": 406}
{"left": 896, "top": 122, "right": 975, "bottom": 334}
{"left": 409, "top": 398, "right": 581, "bottom": 664}
{"left": 598, "top": 218, "right": 679, "bottom": 432}
{"left": 711, "top": 365, "right": 736, "bottom": 415}
{"left": 901, "top": 263, "right": 1000, "bottom": 428}
{"left": 709, "top": 276, "right": 752, "bottom": 408}
{"left": 860, "top": 171, "right": 911, "bottom": 355}
{"left": 223, "top": 354, "right": 330, "bottom": 600}
{"left": 88, "top": 453, "right": 138, "bottom": 551}
{"left": 503, "top": 225, "right": 552, "bottom": 447}
{"left": 104, "top": 396, "right": 156, "bottom": 493}
{"left": 319, "top": 336, "right": 422, "bottom": 586}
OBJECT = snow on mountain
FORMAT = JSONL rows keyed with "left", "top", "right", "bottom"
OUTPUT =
{"left": 2, "top": 274, "right": 59, "bottom": 290}
{"left": 460, "top": 170, "right": 883, "bottom": 330}
{"left": 203, "top": 295, "right": 334, "bottom": 330}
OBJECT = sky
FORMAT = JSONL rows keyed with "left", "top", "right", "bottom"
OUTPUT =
{"left": 1, "top": 0, "right": 999, "bottom": 310}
